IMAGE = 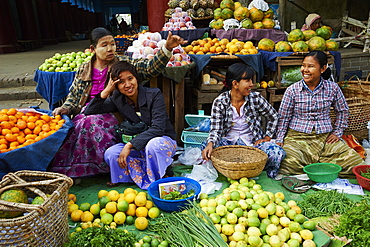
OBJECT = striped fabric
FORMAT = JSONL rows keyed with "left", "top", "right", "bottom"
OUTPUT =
{"left": 279, "top": 129, "right": 365, "bottom": 178}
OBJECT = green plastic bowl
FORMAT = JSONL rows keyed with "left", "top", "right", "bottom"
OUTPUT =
{"left": 303, "top": 163, "right": 342, "bottom": 183}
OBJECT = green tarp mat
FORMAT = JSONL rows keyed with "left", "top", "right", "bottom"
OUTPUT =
{"left": 68, "top": 165, "right": 369, "bottom": 246}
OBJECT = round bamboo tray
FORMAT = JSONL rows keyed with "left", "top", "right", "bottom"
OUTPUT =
{"left": 211, "top": 145, "right": 268, "bottom": 179}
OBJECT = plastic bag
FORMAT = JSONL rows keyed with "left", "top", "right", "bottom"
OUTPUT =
{"left": 177, "top": 147, "right": 203, "bottom": 166}
{"left": 223, "top": 19, "right": 241, "bottom": 31}
{"left": 190, "top": 160, "right": 218, "bottom": 182}
{"left": 194, "top": 118, "right": 211, "bottom": 132}
{"left": 248, "top": 0, "right": 269, "bottom": 11}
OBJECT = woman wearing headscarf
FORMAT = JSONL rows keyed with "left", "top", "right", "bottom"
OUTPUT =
{"left": 301, "top": 13, "right": 321, "bottom": 31}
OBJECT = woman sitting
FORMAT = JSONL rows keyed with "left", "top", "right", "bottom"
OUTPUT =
{"left": 84, "top": 61, "right": 177, "bottom": 189}
{"left": 202, "top": 63, "right": 286, "bottom": 179}
{"left": 50, "top": 27, "right": 185, "bottom": 178}
{"left": 301, "top": 13, "right": 321, "bottom": 31}
{"left": 276, "top": 51, "right": 365, "bottom": 177}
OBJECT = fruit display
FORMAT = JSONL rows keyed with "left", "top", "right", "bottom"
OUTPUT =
{"left": 127, "top": 32, "right": 191, "bottom": 67}
{"left": 257, "top": 27, "right": 338, "bottom": 52}
{"left": 166, "top": 0, "right": 215, "bottom": 18}
{"left": 162, "top": 7, "right": 197, "bottom": 31}
{"left": 38, "top": 50, "right": 93, "bottom": 72}
{"left": 196, "top": 177, "right": 318, "bottom": 247}
{"left": 0, "top": 108, "right": 65, "bottom": 153}
{"left": 183, "top": 37, "right": 258, "bottom": 55}
{"left": 114, "top": 33, "right": 140, "bottom": 39}
{"left": 210, "top": 0, "right": 276, "bottom": 30}
{"left": 68, "top": 188, "right": 161, "bottom": 232}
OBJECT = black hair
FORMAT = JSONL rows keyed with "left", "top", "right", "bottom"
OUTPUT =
{"left": 89, "top": 27, "right": 113, "bottom": 47}
{"left": 305, "top": 50, "right": 331, "bottom": 80}
{"left": 221, "top": 63, "right": 255, "bottom": 93}
{"left": 110, "top": 61, "right": 139, "bottom": 82}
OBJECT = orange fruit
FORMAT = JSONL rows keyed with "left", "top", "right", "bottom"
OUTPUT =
{"left": 25, "top": 134, "right": 37, "bottom": 140}
{"left": 35, "top": 120, "right": 44, "bottom": 127}
{"left": 21, "top": 116, "right": 28, "bottom": 121}
{"left": 41, "top": 124, "right": 51, "bottom": 132}
{"left": 14, "top": 111, "right": 24, "bottom": 119}
{"left": 33, "top": 126, "right": 41, "bottom": 135}
{"left": 23, "top": 128, "right": 32, "bottom": 135}
{"left": 27, "top": 116, "right": 37, "bottom": 123}
{"left": 1, "top": 121, "right": 13, "bottom": 130}
{"left": 34, "top": 136, "right": 43, "bottom": 142}
{"left": 26, "top": 122, "right": 35, "bottom": 130}
{"left": 16, "top": 120, "right": 27, "bottom": 130}
{"left": 6, "top": 108, "right": 16, "bottom": 116}
{"left": 10, "top": 127, "right": 19, "bottom": 134}
{"left": 16, "top": 136, "right": 25, "bottom": 144}
{"left": 0, "top": 144, "right": 8, "bottom": 150}
{"left": 2, "top": 129, "right": 11, "bottom": 135}
{"left": 5, "top": 133, "right": 17, "bottom": 142}
{"left": 8, "top": 116, "right": 17, "bottom": 123}
{"left": 40, "top": 115, "right": 51, "bottom": 123}
{"left": 9, "top": 141, "right": 19, "bottom": 148}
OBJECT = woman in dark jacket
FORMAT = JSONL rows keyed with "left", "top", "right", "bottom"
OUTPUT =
{"left": 84, "top": 61, "right": 177, "bottom": 189}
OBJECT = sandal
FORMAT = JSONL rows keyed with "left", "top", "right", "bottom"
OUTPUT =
{"left": 281, "top": 176, "right": 315, "bottom": 193}
{"left": 106, "top": 182, "right": 119, "bottom": 187}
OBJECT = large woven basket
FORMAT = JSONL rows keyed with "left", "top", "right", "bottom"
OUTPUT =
{"left": 211, "top": 145, "right": 268, "bottom": 179}
{"left": 0, "top": 170, "right": 73, "bottom": 247}
{"left": 330, "top": 97, "right": 370, "bottom": 141}
{"left": 338, "top": 74, "right": 370, "bottom": 98}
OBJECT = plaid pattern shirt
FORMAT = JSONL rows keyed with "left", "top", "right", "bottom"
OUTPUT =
{"left": 207, "top": 91, "right": 279, "bottom": 146}
{"left": 276, "top": 79, "right": 349, "bottom": 143}
{"left": 61, "top": 47, "right": 171, "bottom": 115}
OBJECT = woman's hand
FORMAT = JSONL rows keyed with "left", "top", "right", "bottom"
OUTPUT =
{"left": 52, "top": 107, "right": 69, "bottom": 117}
{"left": 326, "top": 134, "right": 340, "bottom": 144}
{"left": 165, "top": 32, "right": 187, "bottom": 51}
{"left": 117, "top": 142, "right": 133, "bottom": 169}
{"left": 254, "top": 136, "right": 271, "bottom": 146}
{"left": 276, "top": 142, "right": 284, "bottom": 147}
{"left": 202, "top": 142, "right": 214, "bottom": 161}
{"left": 101, "top": 78, "right": 119, "bottom": 98}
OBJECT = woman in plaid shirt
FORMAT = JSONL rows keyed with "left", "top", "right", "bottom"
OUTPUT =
{"left": 202, "top": 63, "right": 286, "bottom": 178}
{"left": 276, "top": 51, "right": 365, "bottom": 177}
{"left": 50, "top": 27, "right": 186, "bottom": 179}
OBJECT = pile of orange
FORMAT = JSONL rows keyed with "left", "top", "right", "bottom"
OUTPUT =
{"left": 114, "top": 33, "right": 139, "bottom": 39}
{"left": 0, "top": 108, "right": 65, "bottom": 153}
{"left": 183, "top": 38, "right": 259, "bottom": 55}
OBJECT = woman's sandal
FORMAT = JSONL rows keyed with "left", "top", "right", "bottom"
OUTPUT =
{"left": 281, "top": 176, "right": 315, "bottom": 193}
{"left": 106, "top": 182, "right": 119, "bottom": 187}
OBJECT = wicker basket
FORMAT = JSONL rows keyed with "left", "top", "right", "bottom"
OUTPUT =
{"left": 338, "top": 74, "right": 370, "bottom": 98}
{"left": 0, "top": 170, "right": 73, "bottom": 247}
{"left": 211, "top": 145, "right": 268, "bottom": 179}
{"left": 330, "top": 97, "right": 370, "bottom": 141}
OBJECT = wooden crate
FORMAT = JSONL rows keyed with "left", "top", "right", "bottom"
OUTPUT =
{"left": 276, "top": 53, "right": 334, "bottom": 88}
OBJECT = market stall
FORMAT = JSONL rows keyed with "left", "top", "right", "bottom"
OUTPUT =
{"left": 211, "top": 29, "right": 287, "bottom": 43}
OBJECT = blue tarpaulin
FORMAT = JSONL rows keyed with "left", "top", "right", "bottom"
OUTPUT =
{"left": 34, "top": 69, "right": 75, "bottom": 110}
{"left": 0, "top": 109, "right": 74, "bottom": 179}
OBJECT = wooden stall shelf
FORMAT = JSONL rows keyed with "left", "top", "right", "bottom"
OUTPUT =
{"left": 267, "top": 87, "right": 286, "bottom": 110}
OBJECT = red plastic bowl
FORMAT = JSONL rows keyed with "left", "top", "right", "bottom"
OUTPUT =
{"left": 353, "top": 165, "right": 370, "bottom": 191}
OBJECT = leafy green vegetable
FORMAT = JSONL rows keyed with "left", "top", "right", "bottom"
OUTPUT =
{"left": 281, "top": 66, "right": 302, "bottom": 86}
{"left": 162, "top": 189, "right": 195, "bottom": 200}
{"left": 297, "top": 190, "right": 355, "bottom": 219}
{"left": 64, "top": 226, "right": 137, "bottom": 247}
{"left": 149, "top": 202, "right": 228, "bottom": 247}
{"left": 334, "top": 196, "right": 370, "bottom": 247}
{"left": 360, "top": 167, "right": 370, "bottom": 179}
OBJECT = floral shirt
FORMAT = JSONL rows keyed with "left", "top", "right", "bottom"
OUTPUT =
{"left": 276, "top": 78, "right": 349, "bottom": 143}
{"left": 61, "top": 46, "right": 171, "bottom": 115}
{"left": 207, "top": 90, "right": 278, "bottom": 146}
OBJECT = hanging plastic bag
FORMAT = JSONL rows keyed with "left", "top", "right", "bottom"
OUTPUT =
{"left": 190, "top": 160, "right": 218, "bottom": 182}
{"left": 178, "top": 147, "right": 203, "bottom": 166}
{"left": 248, "top": 0, "right": 269, "bottom": 11}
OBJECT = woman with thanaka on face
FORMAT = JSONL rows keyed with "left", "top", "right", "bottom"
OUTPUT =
{"left": 202, "top": 63, "right": 286, "bottom": 179}
{"left": 84, "top": 61, "right": 177, "bottom": 189}
{"left": 50, "top": 27, "right": 186, "bottom": 178}
{"left": 276, "top": 50, "right": 365, "bottom": 177}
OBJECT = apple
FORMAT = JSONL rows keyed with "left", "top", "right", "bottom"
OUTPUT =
{"left": 184, "top": 16, "right": 192, "bottom": 22}
{"left": 148, "top": 41, "right": 157, "bottom": 49}
{"left": 169, "top": 55, "right": 175, "bottom": 62}
{"left": 174, "top": 27, "right": 180, "bottom": 31}
{"left": 186, "top": 21, "right": 193, "bottom": 28}
{"left": 180, "top": 27, "right": 187, "bottom": 30}
{"left": 174, "top": 61, "right": 182, "bottom": 66}
{"left": 188, "top": 26, "right": 196, "bottom": 30}
{"left": 161, "top": 27, "right": 168, "bottom": 31}
{"left": 146, "top": 54, "right": 154, "bottom": 59}
{"left": 169, "top": 18, "right": 175, "bottom": 23}
{"left": 172, "top": 47, "right": 183, "bottom": 54}
{"left": 179, "top": 22, "right": 186, "bottom": 28}
{"left": 167, "top": 62, "right": 174, "bottom": 67}
{"left": 153, "top": 48, "right": 160, "bottom": 55}
{"left": 181, "top": 12, "right": 188, "bottom": 18}
{"left": 173, "top": 54, "right": 182, "bottom": 61}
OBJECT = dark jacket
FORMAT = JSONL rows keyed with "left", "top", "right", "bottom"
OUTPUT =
{"left": 84, "top": 85, "right": 176, "bottom": 150}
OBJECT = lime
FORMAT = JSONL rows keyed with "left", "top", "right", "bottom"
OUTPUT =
{"left": 101, "top": 213, "right": 113, "bottom": 225}
{"left": 199, "top": 193, "right": 208, "bottom": 199}
{"left": 125, "top": 215, "right": 135, "bottom": 225}
{"left": 151, "top": 238, "right": 160, "bottom": 247}
{"left": 142, "top": 235, "right": 152, "bottom": 243}
{"left": 159, "top": 240, "right": 169, "bottom": 247}
{"left": 99, "top": 196, "right": 111, "bottom": 208}
{"left": 230, "top": 190, "right": 240, "bottom": 201}
{"left": 79, "top": 202, "right": 91, "bottom": 212}
{"left": 142, "top": 243, "right": 150, "bottom": 247}
{"left": 148, "top": 207, "right": 160, "bottom": 219}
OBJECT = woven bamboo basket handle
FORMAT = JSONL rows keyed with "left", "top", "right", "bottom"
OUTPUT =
{"left": 366, "top": 73, "right": 370, "bottom": 82}
{"left": 0, "top": 200, "right": 45, "bottom": 215}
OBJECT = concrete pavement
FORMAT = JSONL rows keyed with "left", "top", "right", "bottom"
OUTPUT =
{"left": 0, "top": 39, "right": 90, "bottom": 110}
